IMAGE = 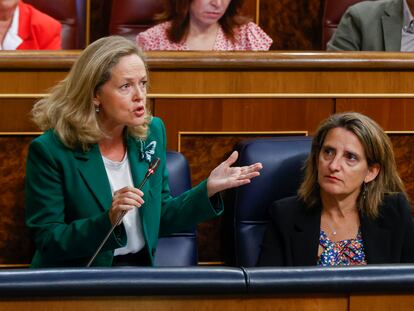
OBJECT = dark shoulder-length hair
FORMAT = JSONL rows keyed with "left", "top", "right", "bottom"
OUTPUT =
{"left": 298, "top": 112, "right": 407, "bottom": 218}
{"left": 159, "top": 0, "right": 249, "bottom": 43}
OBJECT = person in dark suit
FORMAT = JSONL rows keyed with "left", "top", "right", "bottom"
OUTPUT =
{"left": 25, "top": 35, "right": 262, "bottom": 268}
{"left": 327, "top": 0, "right": 414, "bottom": 51}
{"left": 258, "top": 112, "right": 414, "bottom": 266}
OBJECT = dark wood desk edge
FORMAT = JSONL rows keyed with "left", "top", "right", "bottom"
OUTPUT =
{"left": 2, "top": 51, "right": 414, "bottom": 70}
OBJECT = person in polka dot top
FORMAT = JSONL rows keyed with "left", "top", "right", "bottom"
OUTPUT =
{"left": 136, "top": 0, "right": 272, "bottom": 51}
{"left": 257, "top": 112, "right": 414, "bottom": 267}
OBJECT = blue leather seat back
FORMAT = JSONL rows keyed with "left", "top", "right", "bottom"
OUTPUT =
{"left": 165, "top": 151, "right": 192, "bottom": 197}
{"left": 154, "top": 151, "right": 197, "bottom": 266}
{"left": 226, "top": 137, "right": 312, "bottom": 267}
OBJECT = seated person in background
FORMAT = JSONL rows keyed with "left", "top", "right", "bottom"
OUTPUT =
{"left": 0, "top": 0, "right": 61, "bottom": 50}
{"left": 137, "top": 0, "right": 272, "bottom": 51}
{"left": 258, "top": 112, "right": 414, "bottom": 267}
{"left": 328, "top": 0, "right": 414, "bottom": 51}
{"left": 25, "top": 35, "right": 262, "bottom": 267}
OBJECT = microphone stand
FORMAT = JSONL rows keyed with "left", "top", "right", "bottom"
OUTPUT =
{"left": 86, "top": 157, "right": 160, "bottom": 267}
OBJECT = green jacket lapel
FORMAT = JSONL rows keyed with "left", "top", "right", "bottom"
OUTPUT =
{"left": 126, "top": 136, "right": 151, "bottom": 194}
{"left": 126, "top": 135, "right": 152, "bottom": 245}
{"left": 382, "top": 0, "right": 403, "bottom": 51}
{"left": 74, "top": 144, "right": 113, "bottom": 211}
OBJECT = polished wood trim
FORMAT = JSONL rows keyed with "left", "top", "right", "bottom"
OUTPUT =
{"left": 178, "top": 131, "right": 308, "bottom": 134}
{"left": 149, "top": 94, "right": 414, "bottom": 98}
{"left": 0, "top": 294, "right": 413, "bottom": 311}
{"left": 350, "top": 294, "right": 414, "bottom": 311}
{"left": 177, "top": 131, "right": 308, "bottom": 152}
{"left": 386, "top": 131, "right": 414, "bottom": 134}
{"left": 146, "top": 51, "right": 414, "bottom": 70}
{"left": 85, "top": 0, "right": 91, "bottom": 46}
{"left": 3, "top": 94, "right": 414, "bottom": 99}
{"left": 2, "top": 294, "right": 414, "bottom": 311}
{"left": 256, "top": 0, "right": 260, "bottom": 24}
{"left": 0, "top": 51, "right": 78, "bottom": 69}
{"left": 0, "top": 132, "right": 42, "bottom": 135}
{"left": 0, "top": 264, "right": 29, "bottom": 269}
{"left": 3, "top": 51, "right": 414, "bottom": 70}
{"left": 0, "top": 295, "right": 349, "bottom": 311}
{"left": 0, "top": 94, "right": 47, "bottom": 99}
{"left": 198, "top": 261, "right": 225, "bottom": 266}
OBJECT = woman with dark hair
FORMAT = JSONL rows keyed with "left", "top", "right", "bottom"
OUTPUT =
{"left": 136, "top": 0, "right": 272, "bottom": 51}
{"left": 257, "top": 112, "right": 414, "bottom": 267}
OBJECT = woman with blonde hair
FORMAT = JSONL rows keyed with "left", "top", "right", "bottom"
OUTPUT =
{"left": 258, "top": 112, "right": 414, "bottom": 266}
{"left": 26, "top": 35, "right": 262, "bottom": 267}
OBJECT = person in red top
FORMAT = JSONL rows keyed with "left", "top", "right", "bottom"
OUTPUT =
{"left": 0, "top": 0, "right": 61, "bottom": 50}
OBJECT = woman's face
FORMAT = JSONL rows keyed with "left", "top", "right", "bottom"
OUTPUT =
{"left": 94, "top": 54, "right": 147, "bottom": 134}
{"left": 190, "top": 0, "right": 232, "bottom": 27}
{"left": 317, "top": 127, "right": 379, "bottom": 201}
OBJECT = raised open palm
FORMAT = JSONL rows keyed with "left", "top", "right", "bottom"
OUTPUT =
{"left": 207, "top": 151, "right": 263, "bottom": 197}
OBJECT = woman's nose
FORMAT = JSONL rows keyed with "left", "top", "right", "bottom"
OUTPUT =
{"left": 133, "top": 84, "right": 145, "bottom": 101}
{"left": 328, "top": 156, "right": 341, "bottom": 171}
{"left": 210, "top": 0, "right": 223, "bottom": 7}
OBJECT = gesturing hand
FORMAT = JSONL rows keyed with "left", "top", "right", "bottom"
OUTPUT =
{"left": 109, "top": 186, "right": 144, "bottom": 226}
{"left": 206, "top": 151, "right": 263, "bottom": 197}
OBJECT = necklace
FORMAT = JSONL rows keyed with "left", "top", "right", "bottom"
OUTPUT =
{"left": 326, "top": 222, "right": 337, "bottom": 236}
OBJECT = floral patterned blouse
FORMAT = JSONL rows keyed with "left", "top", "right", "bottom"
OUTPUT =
{"left": 136, "top": 21, "right": 273, "bottom": 51}
{"left": 317, "top": 228, "right": 367, "bottom": 266}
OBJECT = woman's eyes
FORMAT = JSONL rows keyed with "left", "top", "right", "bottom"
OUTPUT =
{"left": 322, "top": 148, "right": 358, "bottom": 163}
{"left": 120, "top": 83, "right": 130, "bottom": 90}
{"left": 119, "top": 80, "right": 147, "bottom": 90}
{"left": 345, "top": 152, "right": 358, "bottom": 161}
{"left": 323, "top": 147, "right": 334, "bottom": 157}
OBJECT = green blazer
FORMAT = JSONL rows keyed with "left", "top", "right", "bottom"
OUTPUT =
{"left": 327, "top": 0, "right": 403, "bottom": 51}
{"left": 25, "top": 117, "right": 223, "bottom": 267}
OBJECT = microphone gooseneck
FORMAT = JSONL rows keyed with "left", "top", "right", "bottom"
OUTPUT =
{"left": 86, "top": 157, "right": 161, "bottom": 267}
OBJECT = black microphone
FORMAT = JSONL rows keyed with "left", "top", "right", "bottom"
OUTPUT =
{"left": 86, "top": 157, "right": 161, "bottom": 267}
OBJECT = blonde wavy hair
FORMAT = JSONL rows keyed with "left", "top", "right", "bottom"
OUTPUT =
{"left": 298, "top": 112, "right": 407, "bottom": 218}
{"left": 32, "top": 36, "right": 151, "bottom": 151}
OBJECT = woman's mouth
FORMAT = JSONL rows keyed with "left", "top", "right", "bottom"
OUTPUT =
{"left": 326, "top": 175, "right": 341, "bottom": 182}
{"left": 133, "top": 106, "right": 145, "bottom": 117}
{"left": 205, "top": 12, "right": 222, "bottom": 19}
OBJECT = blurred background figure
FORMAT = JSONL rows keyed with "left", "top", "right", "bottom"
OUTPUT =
{"left": 327, "top": 0, "right": 414, "bottom": 51}
{"left": 136, "top": 0, "right": 272, "bottom": 51}
{"left": 0, "top": 0, "right": 61, "bottom": 50}
{"left": 258, "top": 112, "right": 414, "bottom": 267}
